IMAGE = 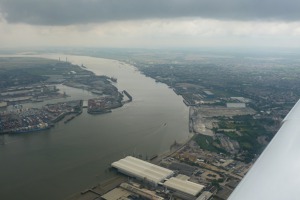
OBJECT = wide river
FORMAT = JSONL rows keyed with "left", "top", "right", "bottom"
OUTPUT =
{"left": 0, "top": 55, "right": 189, "bottom": 200}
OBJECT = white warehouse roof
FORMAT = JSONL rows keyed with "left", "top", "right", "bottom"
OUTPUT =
{"left": 226, "top": 103, "right": 246, "bottom": 108}
{"left": 163, "top": 177, "right": 204, "bottom": 196}
{"left": 111, "top": 156, "right": 174, "bottom": 184}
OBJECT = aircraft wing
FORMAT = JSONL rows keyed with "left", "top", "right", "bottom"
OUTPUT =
{"left": 228, "top": 100, "right": 300, "bottom": 200}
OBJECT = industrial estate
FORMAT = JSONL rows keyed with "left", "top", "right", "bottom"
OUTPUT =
{"left": 71, "top": 156, "right": 211, "bottom": 200}
{"left": 0, "top": 57, "right": 132, "bottom": 134}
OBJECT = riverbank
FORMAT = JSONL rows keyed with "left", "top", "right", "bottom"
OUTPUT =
{"left": 0, "top": 100, "right": 83, "bottom": 135}
{"left": 65, "top": 132, "right": 194, "bottom": 200}
{"left": 0, "top": 55, "right": 189, "bottom": 200}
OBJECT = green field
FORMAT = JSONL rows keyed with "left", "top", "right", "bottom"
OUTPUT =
{"left": 194, "top": 134, "right": 227, "bottom": 154}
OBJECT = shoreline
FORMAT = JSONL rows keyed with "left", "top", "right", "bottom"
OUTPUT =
{"left": 65, "top": 132, "right": 194, "bottom": 200}
{"left": 63, "top": 57, "right": 193, "bottom": 200}
{"left": 0, "top": 55, "right": 191, "bottom": 200}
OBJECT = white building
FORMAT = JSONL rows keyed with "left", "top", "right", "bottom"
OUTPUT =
{"left": 226, "top": 103, "right": 246, "bottom": 108}
{"left": 163, "top": 177, "right": 204, "bottom": 196}
{"left": 111, "top": 156, "right": 174, "bottom": 185}
{"left": 196, "top": 191, "right": 213, "bottom": 200}
{"left": 0, "top": 101, "right": 7, "bottom": 108}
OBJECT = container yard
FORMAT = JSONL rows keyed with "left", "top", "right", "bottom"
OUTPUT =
{"left": 0, "top": 100, "right": 82, "bottom": 134}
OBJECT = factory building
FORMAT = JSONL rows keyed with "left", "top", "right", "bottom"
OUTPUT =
{"left": 101, "top": 183, "right": 164, "bottom": 200}
{"left": 203, "top": 90, "right": 214, "bottom": 99}
{"left": 226, "top": 103, "right": 246, "bottom": 108}
{"left": 111, "top": 156, "right": 174, "bottom": 185}
{"left": 196, "top": 191, "right": 213, "bottom": 200}
{"left": 0, "top": 101, "right": 7, "bottom": 108}
{"left": 163, "top": 177, "right": 204, "bottom": 196}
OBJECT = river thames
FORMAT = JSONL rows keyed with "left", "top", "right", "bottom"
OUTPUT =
{"left": 0, "top": 55, "right": 189, "bottom": 200}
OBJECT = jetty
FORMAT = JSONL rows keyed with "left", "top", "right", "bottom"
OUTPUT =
{"left": 122, "top": 90, "right": 132, "bottom": 102}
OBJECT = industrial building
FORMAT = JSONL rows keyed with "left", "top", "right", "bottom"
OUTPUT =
{"left": 111, "top": 156, "right": 174, "bottom": 185}
{"left": 120, "top": 183, "right": 164, "bottom": 200}
{"left": 203, "top": 90, "right": 214, "bottom": 99}
{"left": 226, "top": 103, "right": 246, "bottom": 108}
{"left": 196, "top": 191, "right": 213, "bottom": 200}
{"left": 0, "top": 101, "right": 7, "bottom": 108}
{"left": 230, "top": 97, "right": 251, "bottom": 103}
{"left": 101, "top": 183, "right": 164, "bottom": 200}
{"left": 163, "top": 177, "right": 205, "bottom": 196}
{"left": 101, "top": 187, "right": 132, "bottom": 200}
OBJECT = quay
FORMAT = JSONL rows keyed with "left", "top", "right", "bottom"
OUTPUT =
{"left": 122, "top": 90, "right": 132, "bottom": 102}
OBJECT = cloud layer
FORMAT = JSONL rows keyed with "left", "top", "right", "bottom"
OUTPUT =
{"left": 0, "top": 0, "right": 300, "bottom": 25}
{"left": 0, "top": 18, "right": 299, "bottom": 48}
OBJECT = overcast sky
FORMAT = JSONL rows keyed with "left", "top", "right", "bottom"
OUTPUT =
{"left": 0, "top": 0, "right": 300, "bottom": 49}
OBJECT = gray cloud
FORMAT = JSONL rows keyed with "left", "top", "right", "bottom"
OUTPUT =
{"left": 0, "top": 0, "right": 300, "bottom": 26}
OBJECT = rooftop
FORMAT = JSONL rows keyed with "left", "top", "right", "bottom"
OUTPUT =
{"left": 111, "top": 156, "right": 174, "bottom": 184}
{"left": 163, "top": 177, "right": 204, "bottom": 196}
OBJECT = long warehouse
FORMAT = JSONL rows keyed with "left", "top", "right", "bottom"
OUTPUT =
{"left": 163, "top": 177, "right": 205, "bottom": 196}
{"left": 111, "top": 156, "right": 174, "bottom": 185}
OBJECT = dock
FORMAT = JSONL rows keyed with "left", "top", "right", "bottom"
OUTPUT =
{"left": 122, "top": 90, "right": 132, "bottom": 102}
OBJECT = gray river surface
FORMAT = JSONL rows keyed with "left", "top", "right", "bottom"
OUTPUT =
{"left": 0, "top": 55, "right": 189, "bottom": 200}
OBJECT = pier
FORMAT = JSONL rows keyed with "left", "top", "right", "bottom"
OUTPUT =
{"left": 122, "top": 90, "right": 132, "bottom": 102}
{"left": 64, "top": 111, "right": 82, "bottom": 124}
